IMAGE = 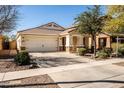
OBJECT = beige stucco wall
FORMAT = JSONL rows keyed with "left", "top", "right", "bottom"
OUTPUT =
{"left": 9, "top": 40, "right": 17, "bottom": 49}
{"left": 17, "top": 34, "right": 59, "bottom": 52}
{"left": 68, "top": 31, "right": 85, "bottom": 47}
{"left": 106, "top": 37, "right": 111, "bottom": 48}
{"left": 96, "top": 33, "right": 111, "bottom": 49}
{"left": 63, "top": 30, "right": 111, "bottom": 51}
{"left": 60, "top": 31, "right": 85, "bottom": 52}
{"left": 16, "top": 31, "right": 111, "bottom": 52}
{"left": 87, "top": 33, "right": 111, "bottom": 49}
{"left": 16, "top": 35, "right": 22, "bottom": 51}
{"left": 58, "top": 37, "right": 62, "bottom": 46}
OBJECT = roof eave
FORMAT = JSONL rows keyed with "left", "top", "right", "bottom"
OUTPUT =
{"left": 18, "top": 33, "right": 59, "bottom": 36}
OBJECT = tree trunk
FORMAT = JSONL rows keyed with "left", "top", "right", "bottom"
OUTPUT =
{"left": 92, "top": 34, "right": 96, "bottom": 58}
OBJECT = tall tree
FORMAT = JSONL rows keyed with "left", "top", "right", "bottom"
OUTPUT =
{"left": 103, "top": 5, "right": 124, "bottom": 33}
{"left": 10, "top": 34, "right": 16, "bottom": 40}
{"left": 3, "top": 35, "right": 10, "bottom": 42}
{"left": 75, "top": 5, "right": 106, "bottom": 57}
{"left": 0, "top": 5, "right": 18, "bottom": 34}
{"left": 107, "top": 5, "right": 124, "bottom": 15}
{"left": 103, "top": 5, "right": 124, "bottom": 56}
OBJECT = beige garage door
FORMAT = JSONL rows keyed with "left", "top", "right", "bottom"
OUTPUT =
{"left": 25, "top": 36, "right": 58, "bottom": 52}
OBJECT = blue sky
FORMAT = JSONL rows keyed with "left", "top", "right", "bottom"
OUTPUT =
{"left": 12, "top": 5, "right": 106, "bottom": 35}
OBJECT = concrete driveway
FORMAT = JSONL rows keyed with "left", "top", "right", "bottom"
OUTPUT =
{"left": 30, "top": 52, "right": 93, "bottom": 68}
{"left": 0, "top": 55, "right": 124, "bottom": 88}
{"left": 27, "top": 52, "right": 124, "bottom": 88}
{"left": 48, "top": 62, "right": 124, "bottom": 88}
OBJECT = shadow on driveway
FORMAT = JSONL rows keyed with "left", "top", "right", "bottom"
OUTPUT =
{"left": 32, "top": 56, "right": 87, "bottom": 68}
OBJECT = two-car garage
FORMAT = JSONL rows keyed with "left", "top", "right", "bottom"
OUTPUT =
{"left": 23, "top": 35, "right": 58, "bottom": 52}
{"left": 16, "top": 22, "right": 65, "bottom": 52}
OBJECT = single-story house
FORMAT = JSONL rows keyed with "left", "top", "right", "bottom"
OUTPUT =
{"left": 16, "top": 22, "right": 111, "bottom": 52}
{"left": 0, "top": 35, "right": 17, "bottom": 50}
{"left": 0, "top": 35, "right": 17, "bottom": 58}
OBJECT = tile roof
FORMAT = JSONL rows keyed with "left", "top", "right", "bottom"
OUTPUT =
{"left": 18, "top": 27, "right": 63, "bottom": 35}
{"left": 17, "top": 22, "right": 124, "bottom": 37}
{"left": 60, "top": 27, "right": 76, "bottom": 35}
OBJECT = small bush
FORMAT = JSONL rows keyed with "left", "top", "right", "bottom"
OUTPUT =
{"left": 118, "top": 47, "right": 124, "bottom": 57}
{"left": 77, "top": 48, "right": 87, "bottom": 56}
{"left": 14, "top": 52, "right": 30, "bottom": 66}
{"left": 97, "top": 48, "right": 112, "bottom": 59}
{"left": 97, "top": 52, "right": 108, "bottom": 59}
{"left": 103, "top": 48, "right": 112, "bottom": 56}
{"left": 111, "top": 43, "right": 124, "bottom": 52}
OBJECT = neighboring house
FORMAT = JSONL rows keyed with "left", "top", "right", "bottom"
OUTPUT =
{"left": 0, "top": 35, "right": 3, "bottom": 50}
{"left": 111, "top": 33, "right": 124, "bottom": 43}
{"left": 0, "top": 36, "right": 17, "bottom": 58}
{"left": 0, "top": 35, "right": 16, "bottom": 50}
{"left": 16, "top": 22, "right": 111, "bottom": 52}
{"left": 109, "top": 33, "right": 124, "bottom": 52}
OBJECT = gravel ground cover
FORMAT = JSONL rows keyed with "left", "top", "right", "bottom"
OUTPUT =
{"left": 0, "top": 56, "right": 85, "bottom": 73}
{"left": 0, "top": 74, "right": 59, "bottom": 88}
{"left": 0, "top": 61, "right": 30, "bottom": 73}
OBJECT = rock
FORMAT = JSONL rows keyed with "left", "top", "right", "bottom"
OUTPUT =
{"left": 29, "top": 63, "right": 40, "bottom": 69}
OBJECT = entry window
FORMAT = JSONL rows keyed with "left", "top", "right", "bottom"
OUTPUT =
{"left": 99, "top": 38, "right": 106, "bottom": 49}
{"left": 73, "top": 36, "right": 78, "bottom": 45}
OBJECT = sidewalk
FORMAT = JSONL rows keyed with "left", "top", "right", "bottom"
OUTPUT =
{"left": 0, "top": 58, "right": 124, "bottom": 82}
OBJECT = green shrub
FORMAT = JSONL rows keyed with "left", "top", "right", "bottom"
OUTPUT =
{"left": 111, "top": 43, "right": 124, "bottom": 52}
{"left": 14, "top": 52, "right": 30, "bottom": 66}
{"left": 103, "top": 48, "right": 112, "bottom": 56}
{"left": 97, "top": 48, "right": 112, "bottom": 59}
{"left": 118, "top": 47, "right": 124, "bottom": 57}
{"left": 97, "top": 51, "right": 108, "bottom": 59}
{"left": 77, "top": 48, "right": 87, "bottom": 56}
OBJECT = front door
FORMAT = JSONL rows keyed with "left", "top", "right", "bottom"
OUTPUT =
{"left": 99, "top": 38, "right": 107, "bottom": 49}
{"left": 73, "top": 36, "right": 78, "bottom": 52}
{"left": 62, "top": 37, "right": 66, "bottom": 51}
{"left": 3, "top": 41, "right": 9, "bottom": 49}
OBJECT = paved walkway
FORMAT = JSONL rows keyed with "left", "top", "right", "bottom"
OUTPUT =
{"left": 0, "top": 58, "right": 124, "bottom": 82}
